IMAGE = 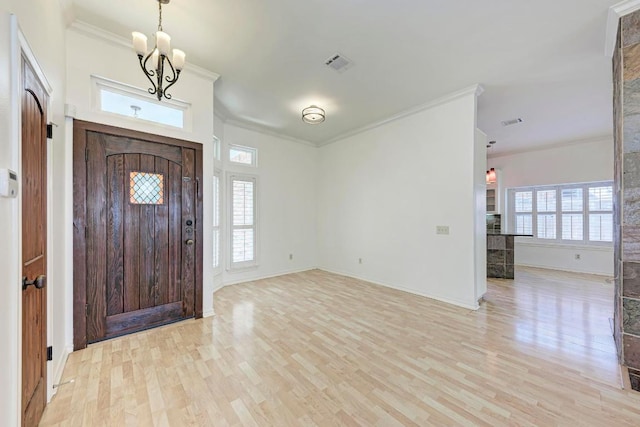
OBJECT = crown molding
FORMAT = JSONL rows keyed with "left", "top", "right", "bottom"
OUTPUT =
{"left": 319, "top": 83, "right": 484, "bottom": 147}
{"left": 224, "top": 118, "right": 318, "bottom": 147}
{"left": 68, "top": 20, "right": 220, "bottom": 82}
{"left": 605, "top": 0, "right": 640, "bottom": 57}
{"left": 487, "top": 134, "right": 612, "bottom": 159}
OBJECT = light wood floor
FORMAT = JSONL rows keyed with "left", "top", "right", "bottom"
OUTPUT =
{"left": 41, "top": 267, "right": 640, "bottom": 426}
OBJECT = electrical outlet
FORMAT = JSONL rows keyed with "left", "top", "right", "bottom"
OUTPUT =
{"left": 575, "top": 254, "right": 581, "bottom": 260}
{"left": 358, "top": 258, "right": 362, "bottom": 264}
{"left": 436, "top": 225, "right": 450, "bottom": 235}
{"left": 289, "top": 253, "right": 293, "bottom": 260}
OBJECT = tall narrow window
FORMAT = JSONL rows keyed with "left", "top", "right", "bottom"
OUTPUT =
{"left": 212, "top": 171, "right": 221, "bottom": 271}
{"left": 514, "top": 191, "right": 533, "bottom": 235}
{"left": 536, "top": 190, "right": 556, "bottom": 239}
{"left": 213, "top": 136, "right": 221, "bottom": 161}
{"left": 229, "top": 174, "right": 257, "bottom": 268}
{"left": 588, "top": 186, "right": 613, "bottom": 242}
{"left": 561, "top": 188, "right": 583, "bottom": 240}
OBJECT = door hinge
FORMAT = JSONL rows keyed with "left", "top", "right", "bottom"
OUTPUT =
{"left": 85, "top": 304, "right": 89, "bottom": 317}
{"left": 85, "top": 148, "right": 88, "bottom": 162}
{"left": 46, "top": 124, "right": 53, "bottom": 139}
{"left": 84, "top": 226, "right": 87, "bottom": 239}
{"left": 47, "top": 346, "right": 53, "bottom": 361}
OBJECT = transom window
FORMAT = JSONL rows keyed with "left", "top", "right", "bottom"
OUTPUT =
{"left": 229, "top": 144, "right": 257, "bottom": 167}
{"left": 92, "top": 75, "right": 190, "bottom": 129}
{"left": 507, "top": 182, "right": 613, "bottom": 244}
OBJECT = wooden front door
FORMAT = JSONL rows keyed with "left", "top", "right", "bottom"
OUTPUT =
{"left": 73, "top": 121, "right": 203, "bottom": 349}
{"left": 21, "top": 56, "right": 49, "bottom": 427}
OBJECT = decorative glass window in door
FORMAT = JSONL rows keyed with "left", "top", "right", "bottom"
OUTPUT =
{"left": 129, "top": 172, "right": 165, "bottom": 204}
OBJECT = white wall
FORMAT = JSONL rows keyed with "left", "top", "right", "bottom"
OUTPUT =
{"left": 0, "top": 0, "right": 67, "bottom": 424}
{"left": 65, "top": 25, "right": 219, "bottom": 315}
{"left": 488, "top": 138, "right": 614, "bottom": 275}
{"left": 219, "top": 123, "right": 318, "bottom": 286}
{"left": 317, "top": 87, "right": 484, "bottom": 309}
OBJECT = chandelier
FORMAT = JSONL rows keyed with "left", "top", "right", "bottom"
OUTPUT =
{"left": 132, "top": 0, "right": 186, "bottom": 101}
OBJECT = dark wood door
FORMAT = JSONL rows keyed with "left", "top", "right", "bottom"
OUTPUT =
{"left": 73, "top": 121, "right": 203, "bottom": 348}
{"left": 21, "top": 56, "right": 48, "bottom": 427}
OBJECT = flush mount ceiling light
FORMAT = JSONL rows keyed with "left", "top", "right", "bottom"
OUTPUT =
{"left": 132, "top": 0, "right": 186, "bottom": 101}
{"left": 302, "top": 105, "right": 325, "bottom": 124}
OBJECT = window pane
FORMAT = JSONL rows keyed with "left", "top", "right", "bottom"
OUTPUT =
{"left": 213, "top": 175, "right": 220, "bottom": 228}
{"left": 213, "top": 229, "right": 220, "bottom": 268}
{"left": 230, "top": 146, "right": 256, "bottom": 165}
{"left": 561, "top": 188, "right": 583, "bottom": 212}
{"left": 100, "top": 88, "right": 184, "bottom": 128}
{"left": 129, "top": 172, "right": 164, "bottom": 205}
{"left": 537, "top": 214, "right": 556, "bottom": 239}
{"left": 589, "top": 214, "right": 613, "bottom": 242}
{"left": 515, "top": 214, "right": 532, "bottom": 235}
{"left": 515, "top": 191, "right": 533, "bottom": 213}
{"left": 562, "top": 214, "right": 583, "bottom": 240}
{"left": 233, "top": 229, "right": 254, "bottom": 263}
{"left": 213, "top": 173, "right": 220, "bottom": 269}
{"left": 232, "top": 180, "right": 254, "bottom": 226}
{"left": 537, "top": 190, "right": 556, "bottom": 212}
{"left": 589, "top": 186, "right": 613, "bottom": 211}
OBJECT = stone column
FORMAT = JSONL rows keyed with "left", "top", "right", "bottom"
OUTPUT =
{"left": 614, "top": 10, "right": 640, "bottom": 390}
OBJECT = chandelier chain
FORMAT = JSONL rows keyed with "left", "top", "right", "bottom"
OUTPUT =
{"left": 158, "top": 1, "right": 163, "bottom": 31}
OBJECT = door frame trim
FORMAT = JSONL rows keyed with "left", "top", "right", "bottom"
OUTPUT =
{"left": 72, "top": 119, "right": 204, "bottom": 350}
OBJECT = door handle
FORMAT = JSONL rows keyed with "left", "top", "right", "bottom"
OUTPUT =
{"left": 22, "top": 275, "right": 46, "bottom": 291}
{"left": 185, "top": 239, "right": 194, "bottom": 246}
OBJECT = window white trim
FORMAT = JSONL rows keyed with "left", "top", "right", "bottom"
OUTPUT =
{"left": 228, "top": 173, "right": 258, "bottom": 270}
{"left": 212, "top": 136, "right": 221, "bottom": 161}
{"left": 91, "top": 75, "right": 192, "bottom": 131}
{"left": 229, "top": 144, "right": 258, "bottom": 167}
{"left": 507, "top": 181, "right": 613, "bottom": 246}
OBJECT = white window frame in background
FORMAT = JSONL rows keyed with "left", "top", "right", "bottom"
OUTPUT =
{"left": 91, "top": 75, "right": 192, "bottom": 131}
{"left": 228, "top": 173, "right": 258, "bottom": 270}
{"left": 213, "top": 135, "right": 221, "bottom": 161}
{"left": 229, "top": 144, "right": 258, "bottom": 167}
{"left": 212, "top": 169, "right": 222, "bottom": 273}
{"left": 507, "top": 181, "right": 613, "bottom": 246}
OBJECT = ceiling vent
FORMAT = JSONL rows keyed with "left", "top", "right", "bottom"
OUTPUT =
{"left": 501, "top": 118, "right": 523, "bottom": 127}
{"left": 325, "top": 53, "right": 353, "bottom": 73}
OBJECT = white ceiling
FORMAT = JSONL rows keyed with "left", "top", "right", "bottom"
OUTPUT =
{"left": 67, "top": 0, "right": 619, "bottom": 154}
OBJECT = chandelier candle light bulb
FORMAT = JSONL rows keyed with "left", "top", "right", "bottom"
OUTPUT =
{"left": 156, "top": 31, "right": 171, "bottom": 56}
{"left": 131, "top": 0, "right": 185, "bottom": 101}
{"left": 172, "top": 49, "right": 186, "bottom": 70}
{"left": 132, "top": 32, "right": 148, "bottom": 55}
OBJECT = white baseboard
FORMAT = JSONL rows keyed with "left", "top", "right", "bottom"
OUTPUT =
{"left": 49, "top": 344, "right": 72, "bottom": 401}
{"left": 318, "top": 267, "right": 480, "bottom": 311}
{"left": 220, "top": 266, "right": 318, "bottom": 288}
{"left": 516, "top": 263, "right": 612, "bottom": 277}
